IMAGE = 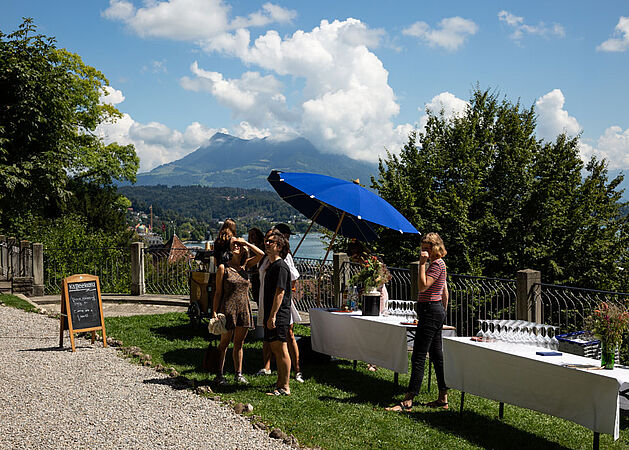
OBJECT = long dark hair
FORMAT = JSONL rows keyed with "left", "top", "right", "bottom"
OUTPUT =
{"left": 248, "top": 227, "right": 264, "bottom": 248}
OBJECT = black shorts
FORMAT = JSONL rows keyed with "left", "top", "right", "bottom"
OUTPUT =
{"left": 264, "top": 323, "right": 290, "bottom": 343}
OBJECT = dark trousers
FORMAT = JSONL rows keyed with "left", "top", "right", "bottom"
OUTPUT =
{"left": 407, "top": 301, "right": 447, "bottom": 396}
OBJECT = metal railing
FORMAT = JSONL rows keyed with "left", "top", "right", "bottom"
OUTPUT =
{"left": 144, "top": 247, "right": 195, "bottom": 295}
{"left": 448, "top": 274, "right": 517, "bottom": 338}
{"left": 537, "top": 283, "right": 629, "bottom": 334}
{"left": 43, "top": 247, "right": 131, "bottom": 294}
{"left": 293, "top": 257, "right": 334, "bottom": 310}
{"left": 339, "top": 261, "right": 517, "bottom": 338}
{"left": 340, "top": 261, "right": 412, "bottom": 301}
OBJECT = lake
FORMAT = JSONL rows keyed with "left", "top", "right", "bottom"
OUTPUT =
{"left": 289, "top": 232, "right": 327, "bottom": 260}
{"left": 185, "top": 232, "right": 328, "bottom": 260}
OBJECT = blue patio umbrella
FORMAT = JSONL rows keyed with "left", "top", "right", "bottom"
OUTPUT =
{"left": 267, "top": 170, "right": 419, "bottom": 261}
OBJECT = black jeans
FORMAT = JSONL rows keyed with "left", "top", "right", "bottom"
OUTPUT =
{"left": 407, "top": 301, "right": 447, "bottom": 396}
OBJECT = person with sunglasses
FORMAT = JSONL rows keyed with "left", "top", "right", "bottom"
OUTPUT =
{"left": 262, "top": 230, "right": 293, "bottom": 396}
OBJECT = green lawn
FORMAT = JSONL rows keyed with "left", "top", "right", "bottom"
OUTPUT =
{"left": 0, "top": 293, "right": 38, "bottom": 312}
{"left": 101, "top": 312, "right": 629, "bottom": 449}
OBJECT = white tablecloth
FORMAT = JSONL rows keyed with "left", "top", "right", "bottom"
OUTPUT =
{"left": 309, "top": 309, "right": 410, "bottom": 373}
{"left": 443, "top": 337, "right": 629, "bottom": 439}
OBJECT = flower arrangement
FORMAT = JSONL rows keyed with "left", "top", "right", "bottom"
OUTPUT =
{"left": 585, "top": 302, "right": 629, "bottom": 347}
{"left": 350, "top": 255, "right": 392, "bottom": 292}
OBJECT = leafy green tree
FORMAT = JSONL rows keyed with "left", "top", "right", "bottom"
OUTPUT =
{"left": 0, "top": 19, "right": 138, "bottom": 235}
{"left": 373, "top": 88, "right": 628, "bottom": 291}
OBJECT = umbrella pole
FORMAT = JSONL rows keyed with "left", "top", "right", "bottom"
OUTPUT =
{"left": 293, "top": 204, "right": 324, "bottom": 257}
{"left": 317, "top": 211, "right": 345, "bottom": 306}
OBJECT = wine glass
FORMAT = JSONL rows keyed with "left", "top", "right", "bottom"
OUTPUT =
{"left": 533, "top": 323, "right": 546, "bottom": 348}
{"left": 476, "top": 319, "right": 486, "bottom": 339}
{"left": 548, "top": 326, "right": 559, "bottom": 350}
{"left": 488, "top": 320, "right": 497, "bottom": 340}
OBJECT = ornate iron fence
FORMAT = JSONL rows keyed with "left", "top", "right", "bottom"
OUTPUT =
{"left": 536, "top": 283, "right": 629, "bottom": 333}
{"left": 338, "top": 261, "right": 517, "bottom": 337}
{"left": 293, "top": 257, "right": 334, "bottom": 310}
{"left": 448, "top": 274, "right": 517, "bottom": 338}
{"left": 43, "top": 247, "right": 131, "bottom": 294}
{"left": 536, "top": 283, "right": 629, "bottom": 364}
{"left": 143, "top": 247, "right": 196, "bottom": 295}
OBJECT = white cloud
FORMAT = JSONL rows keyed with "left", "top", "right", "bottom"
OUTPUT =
{"left": 102, "top": 0, "right": 296, "bottom": 41}
{"left": 535, "top": 89, "right": 581, "bottom": 142}
{"left": 581, "top": 126, "right": 629, "bottom": 169}
{"left": 534, "top": 89, "right": 628, "bottom": 170}
{"left": 418, "top": 92, "right": 468, "bottom": 130}
{"left": 180, "top": 62, "right": 290, "bottom": 128}
{"left": 197, "top": 18, "right": 408, "bottom": 161}
{"left": 231, "top": 121, "right": 272, "bottom": 140}
{"left": 96, "top": 111, "right": 227, "bottom": 172}
{"left": 402, "top": 17, "right": 478, "bottom": 51}
{"left": 99, "top": 86, "right": 125, "bottom": 105}
{"left": 498, "top": 10, "right": 565, "bottom": 41}
{"left": 597, "top": 17, "right": 629, "bottom": 52}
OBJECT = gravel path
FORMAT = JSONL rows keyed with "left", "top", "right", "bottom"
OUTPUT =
{"left": 0, "top": 305, "right": 291, "bottom": 449}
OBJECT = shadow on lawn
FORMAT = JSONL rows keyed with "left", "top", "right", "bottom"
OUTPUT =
{"left": 307, "top": 360, "right": 405, "bottom": 405}
{"left": 407, "top": 408, "right": 573, "bottom": 450}
{"left": 152, "top": 323, "right": 208, "bottom": 341}
{"left": 308, "top": 362, "right": 589, "bottom": 449}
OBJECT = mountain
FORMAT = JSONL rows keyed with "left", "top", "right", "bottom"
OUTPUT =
{"left": 131, "top": 133, "right": 378, "bottom": 189}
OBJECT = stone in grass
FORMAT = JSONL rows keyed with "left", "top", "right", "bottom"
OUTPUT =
{"left": 139, "top": 354, "right": 152, "bottom": 362}
{"left": 169, "top": 368, "right": 179, "bottom": 378}
{"left": 284, "top": 435, "right": 299, "bottom": 447}
{"left": 154, "top": 364, "right": 164, "bottom": 372}
{"left": 107, "top": 337, "right": 123, "bottom": 347}
{"left": 253, "top": 422, "right": 267, "bottom": 431}
{"left": 196, "top": 386, "right": 213, "bottom": 395}
{"left": 245, "top": 403, "right": 253, "bottom": 413}
{"left": 234, "top": 403, "right": 245, "bottom": 414}
{"left": 269, "top": 428, "right": 287, "bottom": 440}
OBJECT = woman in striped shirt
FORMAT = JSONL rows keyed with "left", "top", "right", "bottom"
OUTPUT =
{"left": 386, "top": 232, "right": 449, "bottom": 412}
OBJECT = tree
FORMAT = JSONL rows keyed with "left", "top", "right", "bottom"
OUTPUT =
{"left": 372, "top": 88, "right": 629, "bottom": 291}
{"left": 0, "top": 19, "right": 138, "bottom": 235}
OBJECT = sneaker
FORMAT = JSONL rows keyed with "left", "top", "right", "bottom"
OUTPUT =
{"left": 255, "top": 368, "right": 271, "bottom": 376}
{"left": 295, "top": 372, "right": 304, "bottom": 383}
{"left": 216, "top": 375, "right": 228, "bottom": 386}
{"left": 235, "top": 374, "right": 249, "bottom": 385}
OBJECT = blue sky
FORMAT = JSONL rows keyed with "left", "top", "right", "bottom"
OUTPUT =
{"left": 2, "top": 1, "right": 629, "bottom": 185}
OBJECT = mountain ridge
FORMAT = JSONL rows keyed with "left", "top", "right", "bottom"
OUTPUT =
{"left": 130, "top": 133, "right": 378, "bottom": 190}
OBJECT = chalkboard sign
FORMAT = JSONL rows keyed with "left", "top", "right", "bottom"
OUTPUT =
{"left": 67, "top": 280, "right": 101, "bottom": 329}
{"left": 59, "top": 274, "right": 107, "bottom": 352}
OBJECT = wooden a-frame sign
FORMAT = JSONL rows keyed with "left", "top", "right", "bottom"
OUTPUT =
{"left": 59, "top": 274, "right": 107, "bottom": 352}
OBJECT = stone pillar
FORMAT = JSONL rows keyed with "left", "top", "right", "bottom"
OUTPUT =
{"left": 9, "top": 237, "right": 19, "bottom": 279}
{"left": 410, "top": 261, "right": 421, "bottom": 303}
{"left": 20, "top": 240, "right": 32, "bottom": 277}
{"left": 333, "top": 252, "right": 350, "bottom": 308}
{"left": 131, "top": 242, "right": 145, "bottom": 296}
{"left": 0, "top": 235, "right": 7, "bottom": 281}
{"left": 516, "top": 269, "right": 541, "bottom": 322}
{"left": 32, "top": 243, "right": 44, "bottom": 296}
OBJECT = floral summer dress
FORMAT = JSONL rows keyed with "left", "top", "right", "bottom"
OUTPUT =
{"left": 219, "top": 266, "right": 254, "bottom": 330}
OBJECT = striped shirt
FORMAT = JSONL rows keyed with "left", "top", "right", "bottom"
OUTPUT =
{"left": 418, "top": 258, "right": 447, "bottom": 302}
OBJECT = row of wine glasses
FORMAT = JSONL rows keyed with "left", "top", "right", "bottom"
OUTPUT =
{"left": 476, "top": 319, "right": 559, "bottom": 349}
{"left": 387, "top": 300, "right": 416, "bottom": 321}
